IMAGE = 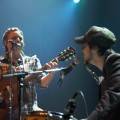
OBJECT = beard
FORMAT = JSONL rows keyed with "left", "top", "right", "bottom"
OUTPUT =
{"left": 7, "top": 47, "right": 22, "bottom": 60}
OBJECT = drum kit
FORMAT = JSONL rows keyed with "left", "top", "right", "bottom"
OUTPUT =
{"left": 0, "top": 66, "right": 78, "bottom": 120}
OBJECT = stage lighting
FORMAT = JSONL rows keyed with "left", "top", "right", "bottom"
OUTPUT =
{"left": 73, "top": 0, "right": 80, "bottom": 4}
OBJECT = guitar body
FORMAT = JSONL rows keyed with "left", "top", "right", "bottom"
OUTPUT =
{"left": 0, "top": 77, "right": 19, "bottom": 120}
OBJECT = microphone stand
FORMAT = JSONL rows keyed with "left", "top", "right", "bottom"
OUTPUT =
{"left": 9, "top": 48, "right": 14, "bottom": 120}
{"left": 8, "top": 44, "right": 26, "bottom": 120}
{"left": 18, "top": 73, "right": 26, "bottom": 120}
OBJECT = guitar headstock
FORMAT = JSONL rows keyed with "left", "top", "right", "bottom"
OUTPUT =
{"left": 57, "top": 47, "right": 76, "bottom": 62}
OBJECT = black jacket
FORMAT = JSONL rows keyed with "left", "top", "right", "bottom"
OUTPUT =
{"left": 88, "top": 51, "right": 120, "bottom": 120}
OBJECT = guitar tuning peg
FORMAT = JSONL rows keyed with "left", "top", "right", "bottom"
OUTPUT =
{"left": 70, "top": 52, "right": 73, "bottom": 55}
{"left": 73, "top": 55, "right": 76, "bottom": 58}
{"left": 65, "top": 59, "right": 68, "bottom": 61}
{"left": 60, "top": 52, "right": 63, "bottom": 55}
{"left": 69, "top": 57, "right": 72, "bottom": 60}
{"left": 64, "top": 50, "right": 66, "bottom": 52}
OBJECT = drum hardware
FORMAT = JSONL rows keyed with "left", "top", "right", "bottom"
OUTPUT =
{"left": 48, "top": 111, "right": 78, "bottom": 120}
{"left": 22, "top": 111, "right": 78, "bottom": 120}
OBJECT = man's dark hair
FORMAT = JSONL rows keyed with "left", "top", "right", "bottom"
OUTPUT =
{"left": 88, "top": 40, "right": 110, "bottom": 56}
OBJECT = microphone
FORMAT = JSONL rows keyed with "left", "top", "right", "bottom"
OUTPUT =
{"left": 64, "top": 91, "right": 88, "bottom": 120}
{"left": 70, "top": 91, "right": 79, "bottom": 100}
{"left": 63, "top": 91, "right": 80, "bottom": 120}
{"left": 61, "top": 58, "right": 79, "bottom": 76}
{"left": 8, "top": 39, "right": 21, "bottom": 47}
{"left": 66, "top": 91, "right": 80, "bottom": 108}
{"left": 57, "top": 58, "right": 79, "bottom": 87}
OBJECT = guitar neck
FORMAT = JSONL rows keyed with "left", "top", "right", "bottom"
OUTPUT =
{"left": 40, "top": 57, "right": 59, "bottom": 71}
{"left": 38, "top": 46, "right": 75, "bottom": 71}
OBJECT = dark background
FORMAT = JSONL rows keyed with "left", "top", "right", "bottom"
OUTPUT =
{"left": 0, "top": 0, "right": 120, "bottom": 119}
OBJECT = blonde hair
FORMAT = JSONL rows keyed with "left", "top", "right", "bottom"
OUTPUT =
{"left": 2, "top": 27, "right": 25, "bottom": 56}
{"left": 2, "top": 27, "right": 24, "bottom": 48}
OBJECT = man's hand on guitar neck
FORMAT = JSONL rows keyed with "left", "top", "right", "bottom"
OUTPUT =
{"left": 24, "top": 59, "right": 58, "bottom": 87}
{"left": 40, "top": 59, "right": 58, "bottom": 88}
{"left": 41, "top": 58, "right": 58, "bottom": 71}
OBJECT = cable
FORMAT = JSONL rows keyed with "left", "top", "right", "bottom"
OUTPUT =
{"left": 79, "top": 91, "right": 88, "bottom": 118}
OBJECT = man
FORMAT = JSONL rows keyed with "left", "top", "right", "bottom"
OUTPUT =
{"left": 0, "top": 27, "right": 58, "bottom": 119}
{"left": 75, "top": 26, "right": 120, "bottom": 120}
